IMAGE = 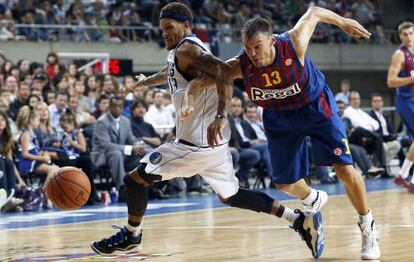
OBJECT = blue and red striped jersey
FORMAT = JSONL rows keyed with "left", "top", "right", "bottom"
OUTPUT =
{"left": 238, "top": 33, "right": 326, "bottom": 111}
{"left": 397, "top": 45, "right": 414, "bottom": 98}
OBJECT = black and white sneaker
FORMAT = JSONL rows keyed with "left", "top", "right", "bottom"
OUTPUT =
{"left": 91, "top": 225, "right": 142, "bottom": 255}
{"left": 292, "top": 209, "right": 325, "bottom": 259}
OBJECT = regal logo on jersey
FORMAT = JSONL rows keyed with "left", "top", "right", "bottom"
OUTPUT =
{"left": 250, "top": 83, "right": 301, "bottom": 101}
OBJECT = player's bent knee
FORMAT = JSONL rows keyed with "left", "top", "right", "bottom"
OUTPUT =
{"left": 334, "top": 165, "right": 356, "bottom": 183}
{"left": 124, "top": 163, "right": 162, "bottom": 186}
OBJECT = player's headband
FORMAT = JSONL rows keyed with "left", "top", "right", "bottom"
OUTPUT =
{"left": 160, "top": 11, "right": 192, "bottom": 24}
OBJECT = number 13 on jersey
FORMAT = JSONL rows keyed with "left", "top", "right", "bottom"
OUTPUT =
{"left": 168, "top": 62, "right": 178, "bottom": 93}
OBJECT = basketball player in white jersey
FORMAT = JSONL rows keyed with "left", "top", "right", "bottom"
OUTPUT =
{"left": 91, "top": 2, "right": 324, "bottom": 258}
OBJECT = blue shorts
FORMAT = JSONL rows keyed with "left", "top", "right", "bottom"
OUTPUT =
{"left": 263, "top": 86, "right": 353, "bottom": 184}
{"left": 395, "top": 96, "right": 414, "bottom": 142}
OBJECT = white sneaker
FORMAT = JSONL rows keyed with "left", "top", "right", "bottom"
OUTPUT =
{"left": 0, "top": 188, "right": 14, "bottom": 210}
{"left": 359, "top": 221, "right": 381, "bottom": 260}
{"left": 303, "top": 190, "right": 328, "bottom": 213}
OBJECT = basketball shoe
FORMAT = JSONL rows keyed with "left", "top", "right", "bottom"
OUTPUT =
{"left": 292, "top": 209, "right": 325, "bottom": 258}
{"left": 394, "top": 175, "right": 409, "bottom": 188}
{"left": 91, "top": 225, "right": 142, "bottom": 255}
{"left": 359, "top": 220, "right": 380, "bottom": 260}
{"left": 303, "top": 190, "right": 328, "bottom": 213}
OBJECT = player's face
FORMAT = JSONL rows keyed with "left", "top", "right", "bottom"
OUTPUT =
{"left": 243, "top": 33, "right": 275, "bottom": 68}
{"left": 399, "top": 27, "right": 414, "bottom": 47}
{"left": 371, "top": 96, "right": 383, "bottom": 111}
{"left": 160, "top": 19, "right": 187, "bottom": 50}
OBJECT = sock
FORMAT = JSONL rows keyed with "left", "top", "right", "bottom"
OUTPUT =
{"left": 280, "top": 207, "right": 299, "bottom": 223}
{"left": 302, "top": 189, "right": 317, "bottom": 206}
{"left": 126, "top": 220, "right": 141, "bottom": 236}
{"left": 358, "top": 210, "right": 373, "bottom": 229}
{"left": 400, "top": 159, "right": 413, "bottom": 179}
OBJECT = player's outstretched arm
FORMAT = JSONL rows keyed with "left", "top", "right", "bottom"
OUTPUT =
{"left": 134, "top": 66, "right": 168, "bottom": 88}
{"left": 387, "top": 50, "right": 414, "bottom": 88}
{"left": 289, "top": 6, "right": 371, "bottom": 62}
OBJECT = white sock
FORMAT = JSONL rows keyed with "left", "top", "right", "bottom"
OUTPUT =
{"left": 126, "top": 223, "right": 141, "bottom": 237}
{"left": 400, "top": 159, "right": 413, "bottom": 179}
{"left": 281, "top": 208, "right": 300, "bottom": 223}
{"left": 302, "top": 189, "right": 317, "bottom": 206}
{"left": 358, "top": 210, "right": 373, "bottom": 229}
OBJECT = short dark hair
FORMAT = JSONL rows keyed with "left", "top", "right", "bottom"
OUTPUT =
{"left": 110, "top": 96, "right": 124, "bottom": 106}
{"left": 371, "top": 92, "right": 382, "bottom": 99}
{"left": 97, "top": 94, "right": 110, "bottom": 104}
{"left": 56, "top": 90, "right": 69, "bottom": 98}
{"left": 242, "top": 18, "right": 273, "bottom": 40}
{"left": 161, "top": 2, "right": 193, "bottom": 24}
{"left": 398, "top": 21, "right": 414, "bottom": 33}
{"left": 131, "top": 98, "right": 148, "bottom": 112}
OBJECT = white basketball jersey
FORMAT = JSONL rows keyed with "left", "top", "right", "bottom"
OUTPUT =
{"left": 166, "top": 35, "right": 230, "bottom": 147}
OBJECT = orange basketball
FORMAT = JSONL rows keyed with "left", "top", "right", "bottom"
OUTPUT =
{"left": 46, "top": 166, "right": 91, "bottom": 210}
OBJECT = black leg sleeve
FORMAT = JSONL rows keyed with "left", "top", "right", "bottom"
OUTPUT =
{"left": 223, "top": 188, "right": 274, "bottom": 214}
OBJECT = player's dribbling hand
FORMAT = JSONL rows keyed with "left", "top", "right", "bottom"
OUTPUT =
{"left": 341, "top": 18, "right": 371, "bottom": 39}
{"left": 207, "top": 118, "right": 226, "bottom": 147}
{"left": 180, "top": 105, "right": 194, "bottom": 121}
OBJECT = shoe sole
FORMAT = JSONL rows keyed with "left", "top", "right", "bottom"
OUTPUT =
{"left": 312, "top": 211, "right": 325, "bottom": 259}
{"left": 90, "top": 243, "right": 141, "bottom": 256}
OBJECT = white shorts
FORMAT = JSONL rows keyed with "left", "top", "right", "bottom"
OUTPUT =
{"left": 140, "top": 141, "right": 239, "bottom": 198}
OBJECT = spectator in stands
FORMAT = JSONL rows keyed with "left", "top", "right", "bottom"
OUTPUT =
{"left": 66, "top": 3, "right": 82, "bottom": 41}
{"left": 68, "top": 95, "right": 96, "bottom": 131}
{"left": 343, "top": 92, "right": 389, "bottom": 176}
{"left": 92, "top": 94, "right": 110, "bottom": 119}
{"left": 57, "top": 111, "right": 100, "bottom": 204}
{"left": 335, "top": 79, "right": 351, "bottom": 105}
{"left": 48, "top": 90, "right": 68, "bottom": 135}
{"left": 0, "top": 111, "right": 25, "bottom": 212}
{"left": 91, "top": 96, "right": 145, "bottom": 193}
{"left": 66, "top": 63, "right": 78, "bottom": 86}
{"left": 4, "top": 75, "right": 18, "bottom": 101}
{"left": 230, "top": 97, "right": 272, "bottom": 178}
{"left": 35, "top": 102, "right": 59, "bottom": 150}
{"left": 83, "top": 75, "right": 98, "bottom": 113}
{"left": 28, "top": 94, "right": 41, "bottom": 109}
{"left": 130, "top": 99, "right": 161, "bottom": 149}
{"left": 32, "top": 72, "right": 49, "bottom": 93}
{"left": 369, "top": 93, "right": 401, "bottom": 169}
{"left": 45, "top": 52, "right": 60, "bottom": 80}
{"left": 18, "top": 59, "right": 30, "bottom": 77}
{"left": 9, "top": 81, "right": 29, "bottom": 121}
{"left": 244, "top": 102, "right": 266, "bottom": 143}
{"left": 73, "top": 78, "right": 89, "bottom": 111}
{"left": 45, "top": 90, "right": 56, "bottom": 105}
{"left": 102, "top": 75, "right": 118, "bottom": 97}
{"left": 16, "top": 106, "right": 59, "bottom": 207}
{"left": 144, "top": 90, "right": 175, "bottom": 139}
{"left": 144, "top": 89, "right": 154, "bottom": 106}
{"left": 0, "top": 97, "right": 18, "bottom": 139}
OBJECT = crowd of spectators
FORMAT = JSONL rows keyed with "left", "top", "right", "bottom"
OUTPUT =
{"left": 0, "top": 0, "right": 392, "bottom": 45}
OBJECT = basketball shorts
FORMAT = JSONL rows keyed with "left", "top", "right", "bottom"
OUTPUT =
{"left": 140, "top": 141, "right": 239, "bottom": 198}
{"left": 263, "top": 86, "right": 353, "bottom": 184}
{"left": 395, "top": 96, "right": 414, "bottom": 142}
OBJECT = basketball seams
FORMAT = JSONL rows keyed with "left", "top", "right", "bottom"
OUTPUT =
{"left": 54, "top": 176, "right": 82, "bottom": 208}
{"left": 57, "top": 175, "right": 91, "bottom": 196}
{"left": 51, "top": 175, "right": 69, "bottom": 210}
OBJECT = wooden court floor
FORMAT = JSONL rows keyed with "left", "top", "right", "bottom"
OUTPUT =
{"left": 1, "top": 189, "right": 413, "bottom": 261}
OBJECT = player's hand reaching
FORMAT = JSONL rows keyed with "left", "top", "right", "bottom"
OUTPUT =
{"left": 207, "top": 117, "right": 226, "bottom": 147}
{"left": 340, "top": 18, "right": 371, "bottom": 39}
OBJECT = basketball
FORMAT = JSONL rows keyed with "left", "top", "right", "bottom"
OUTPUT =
{"left": 46, "top": 166, "right": 91, "bottom": 210}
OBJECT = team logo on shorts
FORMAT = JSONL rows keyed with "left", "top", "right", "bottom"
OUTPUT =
{"left": 149, "top": 152, "right": 162, "bottom": 164}
{"left": 334, "top": 148, "right": 342, "bottom": 156}
{"left": 285, "top": 58, "right": 292, "bottom": 66}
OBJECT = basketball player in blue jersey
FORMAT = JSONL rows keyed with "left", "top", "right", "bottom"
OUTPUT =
{"left": 91, "top": 2, "right": 324, "bottom": 258}
{"left": 182, "top": 7, "right": 380, "bottom": 260}
{"left": 387, "top": 21, "right": 414, "bottom": 191}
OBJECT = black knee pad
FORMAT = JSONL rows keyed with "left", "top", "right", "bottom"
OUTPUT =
{"left": 224, "top": 188, "right": 273, "bottom": 214}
